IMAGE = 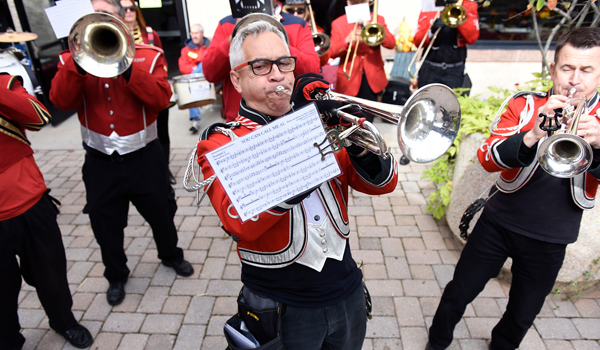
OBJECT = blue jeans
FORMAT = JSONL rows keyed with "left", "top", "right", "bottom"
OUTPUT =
{"left": 280, "top": 284, "right": 366, "bottom": 350}
{"left": 189, "top": 63, "right": 203, "bottom": 121}
{"left": 428, "top": 210, "right": 567, "bottom": 350}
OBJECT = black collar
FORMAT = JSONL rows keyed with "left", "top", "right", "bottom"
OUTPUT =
{"left": 238, "top": 99, "right": 291, "bottom": 126}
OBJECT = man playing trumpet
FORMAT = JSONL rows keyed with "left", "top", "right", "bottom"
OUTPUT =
{"left": 196, "top": 19, "right": 398, "bottom": 349}
{"left": 427, "top": 27, "right": 600, "bottom": 350}
{"left": 50, "top": 0, "right": 193, "bottom": 307}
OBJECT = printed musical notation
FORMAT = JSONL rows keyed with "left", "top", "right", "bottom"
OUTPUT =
{"left": 205, "top": 103, "right": 341, "bottom": 222}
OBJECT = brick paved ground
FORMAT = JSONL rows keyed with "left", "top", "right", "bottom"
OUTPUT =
{"left": 20, "top": 115, "right": 600, "bottom": 349}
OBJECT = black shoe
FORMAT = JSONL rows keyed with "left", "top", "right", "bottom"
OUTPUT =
{"left": 60, "top": 323, "right": 93, "bottom": 349}
{"left": 106, "top": 280, "right": 126, "bottom": 306}
{"left": 168, "top": 170, "right": 176, "bottom": 184}
{"left": 163, "top": 259, "right": 194, "bottom": 277}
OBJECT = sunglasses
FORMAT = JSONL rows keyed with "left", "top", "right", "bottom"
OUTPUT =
{"left": 285, "top": 7, "right": 306, "bottom": 15}
{"left": 124, "top": 5, "right": 136, "bottom": 12}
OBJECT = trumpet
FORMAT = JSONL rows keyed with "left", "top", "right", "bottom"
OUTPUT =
{"left": 68, "top": 12, "right": 135, "bottom": 78}
{"left": 306, "top": 0, "right": 330, "bottom": 57}
{"left": 276, "top": 83, "right": 461, "bottom": 164}
{"left": 537, "top": 88, "right": 593, "bottom": 178}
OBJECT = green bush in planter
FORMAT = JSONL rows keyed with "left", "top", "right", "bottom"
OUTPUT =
{"left": 422, "top": 74, "right": 554, "bottom": 219}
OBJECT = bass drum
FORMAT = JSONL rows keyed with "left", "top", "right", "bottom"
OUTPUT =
{"left": 0, "top": 49, "right": 35, "bottom": 95}
{"left": 172, "top": 73, "right": 216, "bottom": 109}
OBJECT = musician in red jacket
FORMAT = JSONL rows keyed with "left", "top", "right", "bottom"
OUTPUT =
{"left": 426, "top": 27, "right": 600, "bottom": 350}
{"left": 202, "top": 8, "right": 320, "bottom": 122}
{"left": 197, "top": 20, "right": 397, "bottom": 349}
{"left": 50, "top": 0, "right": 193, "bottom": 307}
{"left": 413, "top": 0, "right": 479, "bottom": 89}
{"left": 0, "top": 73, "right": 93, "bottom": 349}
{"left": 329, "top": 0, "right": 396, "bottom": 119}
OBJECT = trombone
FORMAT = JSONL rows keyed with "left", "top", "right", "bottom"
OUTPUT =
{"left": 342, "top": 0, "right": 385, "bottom": 80}
{"left": 407, "top": 0, "right": 467, "bottom": 86}
{"left": 68, "top": 12, "right": 135, "bottom": 78}
{"left": 306, "top": 0, "right": 330, "bottom": 57}
{"left": 537, "top": 88, "right": 593, "bottom": 178}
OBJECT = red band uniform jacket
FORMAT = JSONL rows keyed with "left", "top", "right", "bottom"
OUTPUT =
{"left": 179, "top": 37, "right": 211, "bottom": 75}
{"left": 329, "top": 13, "right": 396, "bottom": 97}
{"left": 196, "top": 105, "right": 399, "bottom": 268}
{"left": 477, "top": 92, "right": 600, "bottom": 210}
{"left": 49, "top": 45, "right": 171, "bottom": 155}
{"left": 202, "top": 13, "right": 320, "bottom": 122}
{"left": 0, "top": 74, "right": 51, "bottom": 220}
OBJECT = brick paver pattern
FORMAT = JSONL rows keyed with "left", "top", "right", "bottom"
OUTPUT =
{"left": 18, "top": 147, "right": 600, "bottom": 350}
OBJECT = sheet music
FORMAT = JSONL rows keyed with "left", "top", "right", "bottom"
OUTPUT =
{"left": 206, "top": 103, "right": 341, "bottom": 222}
{"left": 45, "top": 0, "right": 94, "bottom": 39}
{"left": 345, "top": 3, "right": 371, "bottom": 23}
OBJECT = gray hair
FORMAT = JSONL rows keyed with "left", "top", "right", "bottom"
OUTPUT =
{"left": 92, "top": 0, "right": 125, "bottom": 18}
{"left": 191, "top": 23, "right": 204, "bottom": 33}
{"left": 229, "top": 21, "right": 289, "bottom": 70}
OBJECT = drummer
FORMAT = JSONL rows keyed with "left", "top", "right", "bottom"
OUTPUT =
{"left": 178, "top": 23, "right": 211, "bottom": 134}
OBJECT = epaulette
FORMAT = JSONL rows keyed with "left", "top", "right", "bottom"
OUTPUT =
{"left": 513, "top": 90, "right": 548, "bottom": 99}
{"left": 200, "top": 121, "right": 241, "bottom": 141}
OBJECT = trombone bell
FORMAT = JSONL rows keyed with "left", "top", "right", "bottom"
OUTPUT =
{"left": 313, "top": 32, "right": 331, "bottom": 57}
{"left": 361, "top": 23, "right": 386, "bottom": 47}
{"left": 440, "top": 3, "right": 467, "bottom": 28}
{"left": 68, "top": 13, "right": 135, "bottom": 78}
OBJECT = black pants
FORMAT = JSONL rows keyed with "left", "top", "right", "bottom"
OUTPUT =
{"left": 428, "top": 210, "right": 567, "bottom": 350}
{"left": 0, "top": 193, "right": 77, "bottom": 350}
{"left": 82, "top": 141, "right": 183, "bottom": 283}
{"left": 157, "top": 108, "right": 170, "bottom": 146}
{"left": 418, "top": 61, "right": 465, "bottom": 90}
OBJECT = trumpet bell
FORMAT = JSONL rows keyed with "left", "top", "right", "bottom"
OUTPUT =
{"left": 440, "top": 4, "right": 467, "bottom": 28}
{"left": 361, "top": 23, "right": 386, "bottom": 47}
{"left": 537, "top": 133, "right": 593, "bottom": 178}
{"left": 69, "top": 13, "right": 135, "bottom": 78}
{"left": 398, "top": 84, "right": 461, "bottom": 163}
{"left": 313, "top": 32, "right": 330, "bottom": 57}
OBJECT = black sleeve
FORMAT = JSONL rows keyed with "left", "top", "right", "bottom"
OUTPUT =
{"left": 494, "top": 131, "right": 537, "bottom": 168}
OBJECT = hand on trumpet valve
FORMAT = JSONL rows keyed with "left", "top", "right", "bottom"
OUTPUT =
{"left": 291, "top": 73, "right": 337, "bottom": 109}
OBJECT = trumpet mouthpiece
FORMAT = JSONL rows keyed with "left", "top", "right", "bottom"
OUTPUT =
{"left": 568, "top": 88, "right": 577, "bottom": 98}
{"left": 275, "top": 86, "right": 291, "bottom": 96}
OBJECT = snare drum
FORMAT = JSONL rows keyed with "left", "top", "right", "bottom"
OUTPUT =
{"left": 0, "top": 49, "right": 35, "bottom": 95}
{"left": 172, "top": 73, "right": 216, "bottom": 109}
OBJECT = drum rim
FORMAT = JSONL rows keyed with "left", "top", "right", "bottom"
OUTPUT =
{"left": 172, "top": 73, "right": 206, "bottom": 82}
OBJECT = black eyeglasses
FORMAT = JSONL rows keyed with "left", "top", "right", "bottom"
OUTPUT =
{"left": 234, "top": 56, "right": 297, "bottom": 76}
{"left": 124, "top": 5, "right": 136, "bottom": 12}
{"left": 285, "top": 7, "right": 306, "bottom": 15}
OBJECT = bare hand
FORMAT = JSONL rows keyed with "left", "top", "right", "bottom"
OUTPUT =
{"left": 567, "top": 110, "right": 600, "bottom": 149}
{"left": 523, "top": 95, "right": 569, "bottom": 147}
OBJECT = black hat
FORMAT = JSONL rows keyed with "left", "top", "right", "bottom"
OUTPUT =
{"left": 284, "top": 0, "right": 307, "bottom": 4}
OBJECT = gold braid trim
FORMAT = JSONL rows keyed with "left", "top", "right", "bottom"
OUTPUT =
{"left": 132, "top": 24, "right": 144, "bottom": 44}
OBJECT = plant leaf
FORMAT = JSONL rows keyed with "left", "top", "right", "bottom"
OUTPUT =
{"left": 536, "top": 0, "right": 545, "bottom": 11}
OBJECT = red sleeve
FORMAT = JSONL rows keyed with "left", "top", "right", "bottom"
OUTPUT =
{"left": 329, "top": 17, "right": 350, "bottom": 59}
{"left": 202, "top": 21, "right": 233, "bottom": 83}
{"left": 178, "top": 46, "right": 196, "bottom": 74}
{"left": 287, "top": 22, "right": 320, "bottom": 75}
{"left": 197, "top": 136, "right": 285, "bottom": 241}
{"left": 457, "top": 0, "right": 480, "bottom": 45}
{"left": 477, "top": 98, "right": 522, "bottom": 173}
{"left": 49, "top": 51, "right": 87, "bottom": 111}
{"left": 413, "top": 11, "right": 437, "bottom": 48}
{"left": 125, "top": 50, "right": 171, "bottom": 113}
{"left": 378, "top": 15, "right": 396, "bottom": 50}
{"left": 0, "top": 75, "right": 51, "bottom": 130}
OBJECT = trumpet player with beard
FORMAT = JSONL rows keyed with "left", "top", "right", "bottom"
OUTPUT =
{"left": 196, "top": 20, "right": 397, "bottom": 349}
{"left": 50, "top": 0, "right": 193, "bottom": 307}
{"left": 426, "top": 27, "right": 600, "bottom": 350}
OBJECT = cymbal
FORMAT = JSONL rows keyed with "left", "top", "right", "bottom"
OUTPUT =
{"left": 0, "top": 31, "right": 38, "bottom": 43}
